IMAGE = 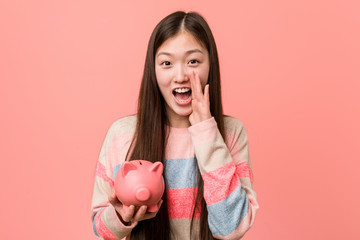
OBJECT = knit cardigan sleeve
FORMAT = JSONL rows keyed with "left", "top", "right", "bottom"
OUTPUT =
{"left": 188, "top": 117, "right": 259, "bottom": 240}
{"left": 91, "top": 119, "right": 136, "bottom": 240}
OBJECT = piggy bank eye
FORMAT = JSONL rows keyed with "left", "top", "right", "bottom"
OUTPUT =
{"left": 139, "top": 161, "right": 142, "bottom": 165}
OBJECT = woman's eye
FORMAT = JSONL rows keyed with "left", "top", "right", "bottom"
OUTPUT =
{"left": 161, "top": 61, "right": 171, "bottom": 66}
{"left": 188, "top": 59, "right": 199, "bottom": 65}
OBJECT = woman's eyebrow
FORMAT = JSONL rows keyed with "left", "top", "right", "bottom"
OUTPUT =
{"left": 157, "top": 49, "right": 204, "bottom": 57}
{"left": 186, "top": 49, "right": 204, "bottom": 55}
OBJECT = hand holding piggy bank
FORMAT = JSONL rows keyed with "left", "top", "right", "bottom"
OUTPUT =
{"left": 114, "top": 160, "right": 165, "bottom": 212}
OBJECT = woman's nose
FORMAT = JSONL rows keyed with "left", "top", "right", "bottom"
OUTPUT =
{"left": 174, "top": 65, "right": 190, "bottom": 83}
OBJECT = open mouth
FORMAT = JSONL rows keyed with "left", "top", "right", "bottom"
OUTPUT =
{"left": 172, "top": 87, "right": 192, "bottom": 104}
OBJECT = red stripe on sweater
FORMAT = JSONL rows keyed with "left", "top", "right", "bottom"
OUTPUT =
{"left": 96, "top": 208, "right": 118, "bottom": 240}
{"left": 96, "top": 162, "right": 114, "bottom": 188}
{"left": 236, "top": 162, "right": 254, "bottom": 183}
{"left": 167, "top": 188, "right": 201, "bottom": 219}
{"left": 202, "top": 161, "right": 240, "bottom": 205}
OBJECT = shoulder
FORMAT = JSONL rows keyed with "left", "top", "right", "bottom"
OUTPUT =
{"left": 223, "top": 115, "right": 246, "bottom": 132}
{"left": 107, "top": 114, "right": 137, "bottom": 135}
{"left": 222, "top": 115, "right": 249, "bottom": 146}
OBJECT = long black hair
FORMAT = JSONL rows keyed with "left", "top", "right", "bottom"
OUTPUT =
{"left": 128, "top": 11, "right": 224, "bottom": 240}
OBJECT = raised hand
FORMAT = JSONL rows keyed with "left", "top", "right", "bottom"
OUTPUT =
{"left": 189, "top": 71, "right": 212, "bottom": 125}
{"left": 108, "top": 192, "right": 163, "bottom": 226}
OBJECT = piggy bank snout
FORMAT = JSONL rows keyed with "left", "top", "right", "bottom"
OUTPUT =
{"left": 136, "top": 187, "right": 151, "bottom": 202}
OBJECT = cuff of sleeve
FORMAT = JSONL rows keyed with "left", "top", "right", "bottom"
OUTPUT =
{"left": 188, "top": 117, "right": 218, "bottom": 145}
{"left": 102, "top": 205, "right": 136, "bottom": 239}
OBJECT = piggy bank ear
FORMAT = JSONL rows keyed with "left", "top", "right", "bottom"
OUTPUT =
{"left": 122, "top": 162, "right": 137, "bottom": 177}
{"left": 149, "top": 162, "right": 163, "bottom": 176}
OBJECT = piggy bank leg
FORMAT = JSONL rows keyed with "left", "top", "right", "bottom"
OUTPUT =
{"left": 147, "top": 204, "right": 160, "bottom": 213}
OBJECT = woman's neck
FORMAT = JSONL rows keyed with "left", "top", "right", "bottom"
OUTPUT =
{"left": 167, "top": 114, "right": 191, "bottom": 128}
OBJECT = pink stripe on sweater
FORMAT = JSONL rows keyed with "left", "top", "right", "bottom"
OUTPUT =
{"left": 96, "top": 208, "right": 118, "bottom": 240}
{"left": 236, "top": 162, "right": 254, "bottom": 183}
{"left": 202, "top": 161, "right": 240, "bottom": 205}
{"left": 96, "top": 162, "right": 114, "bottom": 188}
{"left": 106, "top": 133, "right": 132, "bottom": 166}
{"left": 167, "top": 188, "right": 201, "bottom": 219}
{"left": 188, "top": 117, "right": 219, "bottom": 145}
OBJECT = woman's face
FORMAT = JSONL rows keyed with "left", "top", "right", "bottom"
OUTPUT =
{"left": 155, "top": 31, "right": 210, "bottom": 127}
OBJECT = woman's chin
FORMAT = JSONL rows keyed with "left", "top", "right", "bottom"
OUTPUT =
{"left": 167, "top": 106, "right": 192, "bottom": 118}
{"left": 175, "top": 107, "right": 192, "bottom": 117}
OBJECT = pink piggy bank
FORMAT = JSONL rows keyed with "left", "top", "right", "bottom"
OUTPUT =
{"left": 114, "top": 160, "right": 165, "bottom": 212}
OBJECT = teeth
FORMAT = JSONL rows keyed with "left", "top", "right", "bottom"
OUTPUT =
{"left": 174, "top": 88, "right": 190, "bottom": 93}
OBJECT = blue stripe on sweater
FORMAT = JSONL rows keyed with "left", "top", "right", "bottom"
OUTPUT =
{"left": 207, "top": 185, "right": 249, "bottom": 236}
{"left": 164, "top": 157, "right": 199, "bottom": 189}
{"left": 113, "top": 164, "right": 122, "bottom": 180}
{"left": 93, "top": 208, "right": 104, "bottom": 238}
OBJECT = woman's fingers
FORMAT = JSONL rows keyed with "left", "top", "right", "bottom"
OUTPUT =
{"left": 190, "top": 71, "right": 197, "bottom": 100}
{"left": 108, "top": 192, "right": 122, "bottom": 208}
{"left": 158, "top": 199, "right": 163, "bottom": 209}
{"left": 108, "top": 192, "right": 117, "bottom": 203}
{"left": 121, "top": 205, "right": 136, "bottom": 222}
{"left": 132, "top": 205, "right": 148, "bottom": 223}
{"left": 132, "top": 199, "right": 163, "bottom": 222}
{"left": 191, "top": 72, "right": 199, "bottom": 99}
{"left": 108, "top": 192, "right": 136, "bottom": 223}
{"left": 188, "top": 71, "right": 211, "bottom": 125}
{"left": 109, "top": 193, "right": 163, "bottom": 224}
{"left": 204, "top": 84, "right": 209, "bottom": 103}
{"left": 194, "top": 72, "right": 203, "bottom": 98}
{"left": 190, "top": 71, "right": 204, "bottom": 101}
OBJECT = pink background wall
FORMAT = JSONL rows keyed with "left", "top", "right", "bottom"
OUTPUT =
{"left": 1, "top": 0, "right": 359, "bottom": 239}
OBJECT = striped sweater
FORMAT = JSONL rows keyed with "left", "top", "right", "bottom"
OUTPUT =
{"left": 91, "top": 115, "right": 259, "bottom": 239}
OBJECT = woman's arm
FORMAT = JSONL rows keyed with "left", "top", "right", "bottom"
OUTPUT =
{"left": 91, "top": 122, "right": 137, "bottom": 240}
{"left": 188, "top": 117, "right": 259, "bottom": 240}
{"left": 91, "top": 118, "right": 162, "bottom": 239}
